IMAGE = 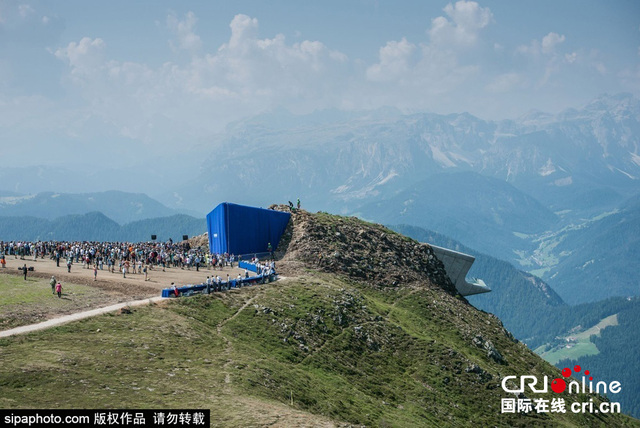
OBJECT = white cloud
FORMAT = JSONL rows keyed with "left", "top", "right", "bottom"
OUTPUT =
{"left": 429, "top": 0, "right": 493, "bottom": 47}
{"left": 363, "top": 1, "right": 493, "bottom": 110}
{"left": 366, "top": 38, "right": 416, "bottom": 82}
{"left": 50, "top": 14, "right": 351, "bottom": 145}
{"left": 54, "top": 37, "right": 106, "bottom": 78}
{"left": 227, "top": 14, "right": 258, "bottom": 51}
{"left": 36, "top": 6, "right": 635, "bottom": 156}
{"left": 541, "top": 32, "right": 565, "bottom": 54}
{"left": 518, "top": 32, "right": 566, "bottom": 57}
{"left": 565, "top": 52, "right": 577, "bottom": 63}
{"left": 167, "top": 11, "right": 202, "bottom": 52}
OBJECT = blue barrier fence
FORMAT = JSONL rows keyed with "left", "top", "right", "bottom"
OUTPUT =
{"left": 239, "top": 260, "right": 258, "bottom": 272}
{"left": 161, "top": 272, "right": 276, "bottom": 298}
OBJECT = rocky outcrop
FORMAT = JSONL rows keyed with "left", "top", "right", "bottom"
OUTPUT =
{"left": 272, "top": 205, "right": 457, "bottom": 295}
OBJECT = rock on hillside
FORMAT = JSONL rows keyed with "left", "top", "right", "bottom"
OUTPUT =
{"left": 272, "top": 205, "right": 457, "bottom": 295}
{"left": 187, "top": 232, "right": 209, "bottom": 249}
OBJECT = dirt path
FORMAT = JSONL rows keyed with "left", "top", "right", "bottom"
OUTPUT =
{"left": 0, "top": 296, "right": 165, "bottom": 338}
{"left": 217, "top": 289, "right": 265, "bottom": 385}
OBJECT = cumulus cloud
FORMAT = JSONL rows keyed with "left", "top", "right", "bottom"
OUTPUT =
{"left": 167, "top": 11, "right": 202, "bottom": 52}
{"left": 517, "top": 31, "right": 566, "bottom": 57}
{"left": 366, "top": 38, "right": 416, "bottom": 82}
{"left": 541, "top": 32, "right": 565, "bottom": 54}
{"left": 41, "top": 6, "right": 630, "bottom": 152}
{"left": 429, "top": 0, "right": 493, "bottom": 47}
{"left": 363, "top": 1, "right": 493, "bottom": 110}
{"left": 50, "top": 14, "right": 351, "bottom": 145}
{"left": 54, "top": 37, "right": 106, "bottom": 76}
{"left": 186, "top": 13, "right": 348, "bottom": 105}
{"left": 227, "top": 14, "right": 258, "bottom": 51}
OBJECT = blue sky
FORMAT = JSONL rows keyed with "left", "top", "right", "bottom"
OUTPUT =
{"left": 1, "top": 0, "right": 639, "bottom": 168}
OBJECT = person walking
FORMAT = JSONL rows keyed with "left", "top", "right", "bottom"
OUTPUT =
{"left": 22, "top": 264, "right": 27, "bottom": 280}
{"left": 93, "top": 265, "right": 98, "bottom": 281}
{"left": 50, "top": 276, "right": 56, "bottom": 294}
{"left": 55, "top": 282, "right": 62, "bottom": 298}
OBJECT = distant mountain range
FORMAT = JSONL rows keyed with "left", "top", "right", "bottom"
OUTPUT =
{"left": 364, "top": 171, "right": 558, "bottom": 262}
{"left": 533, "top": 194, "right": 640, "bottom": 304}
{"left": 0, "top": 212, "right": 206, "bottom": 243}
{"left": 0, "top": 191, "right": 181, "bottom": 225}
{"left": 172, "top": 93, "right": 640, "bottom": 216}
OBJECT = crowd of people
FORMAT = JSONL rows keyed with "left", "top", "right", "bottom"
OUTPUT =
{"left": 0, "top": 240, "right": 247, "bottom": 275}
{"left": 0, "top": 240, "right": 278, "bottom": 298}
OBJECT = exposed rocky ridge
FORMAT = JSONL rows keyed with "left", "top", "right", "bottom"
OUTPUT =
{"left": 271, "top": 205, "right": 458, "bottom": 295}
{"left": 187, "top": 232, "right": 209, "bottom": 249}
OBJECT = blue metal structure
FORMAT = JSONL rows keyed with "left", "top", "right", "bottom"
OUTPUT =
{"left": 206, "top": 203, "right": 291, "bottom": 256}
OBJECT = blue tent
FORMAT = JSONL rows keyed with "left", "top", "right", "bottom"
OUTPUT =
{"left": 206, "top": 203, "right": 291, "bottom": 256}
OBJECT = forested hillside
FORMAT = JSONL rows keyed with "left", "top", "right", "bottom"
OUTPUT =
{"left": 558, "top": 298, "right": 640, "bottom": 417}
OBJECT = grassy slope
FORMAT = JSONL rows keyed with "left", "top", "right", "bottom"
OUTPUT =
{"left": 1, "top": 272, "right": 636, "bottom": 427}
{"left": 0, "top": 274, "right": 117, "bottom": 330}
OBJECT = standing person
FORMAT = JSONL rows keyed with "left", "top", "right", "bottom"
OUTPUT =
{"left": 143, "top": 265, "right": 148, "bottom": 281}
{"left": 50, "top": 276, "right": 56, "bottom": 294}
{"left": 93, "top": 265, "right": 98, "bottom": 281}
{"left": 1, "top": 254, "right": 5, "bottom": 269}
{"left": 55, "top": 282, "right": 62, "bottom": 298}
{"left": 67, "top": 259, "right": 72, "bottom": 273}
{"left": 22, "top": 264, "right": 27, "bottom": 280}
{"left": 297, "top": 198, "right": 301, "bottom": 209}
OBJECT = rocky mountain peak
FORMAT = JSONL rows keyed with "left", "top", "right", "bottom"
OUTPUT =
{"left": 271, "top": 205, "right": 458, "bottom": 295}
